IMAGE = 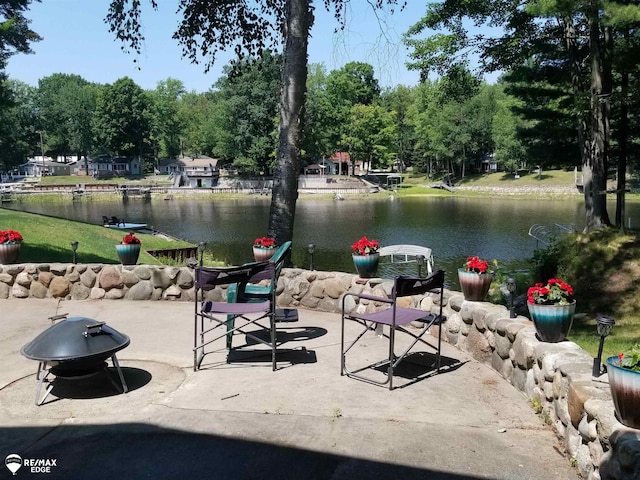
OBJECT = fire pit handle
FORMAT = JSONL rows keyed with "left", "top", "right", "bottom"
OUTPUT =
{"left": 83, "top": 322, "right": 106, "bottom": 337}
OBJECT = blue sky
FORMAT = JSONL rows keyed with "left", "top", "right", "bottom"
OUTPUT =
{"left": 6, "top": 1, "right": 498, "bottom": 92}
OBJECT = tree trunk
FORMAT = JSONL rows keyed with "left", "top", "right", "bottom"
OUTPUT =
{"left": 585, "top": 1, "right": 610, "bottom": 231}
{"left": 267, "top": 0, "right": 312, "bottom": 245}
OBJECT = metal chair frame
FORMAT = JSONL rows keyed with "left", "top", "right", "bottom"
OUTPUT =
{"left": 340, "top": 269, "right": 446, "bottom": 390}
{"left": 193, "top": 262, "right": 277, "bottom": 371}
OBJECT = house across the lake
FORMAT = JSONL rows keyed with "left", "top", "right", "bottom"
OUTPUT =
{"left": 157, "top": 155, "right": 220, "bottom": 188}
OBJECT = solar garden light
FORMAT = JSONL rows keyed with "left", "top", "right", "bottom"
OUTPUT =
{"left": 70, "top": 241, "right": 79, "bottom": 264}
{"left": 198, "top": 242, "right": 207, "bottom": 266}
{"left": 506, "top": 278, "right": 517, "bottom": 318}
{"left": 307, "top": 243, "right": 316, "bottom": 271}
{"left": 593, "top": 314, "right": 615, "bottom": 377}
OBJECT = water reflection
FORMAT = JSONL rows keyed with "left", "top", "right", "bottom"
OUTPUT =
{"left": 6, "top": 194, "right": 632, "bottom": 288}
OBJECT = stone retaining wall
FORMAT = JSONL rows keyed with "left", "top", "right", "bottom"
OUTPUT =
{"left": 1, "top": 262, "right": 638, "bottom": 479}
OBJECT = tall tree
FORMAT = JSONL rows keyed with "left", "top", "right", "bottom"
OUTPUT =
{"left": 148, "top": 78, "right": 186, "bottom": 160}
{"left": 403, "top": 0, "right": 633, "bottom": 231}
{"left": 93, "top": 77, "right": 151, "bottom": 160}
{"left": 106, "top": 0, "right": 405, "bottom": 246}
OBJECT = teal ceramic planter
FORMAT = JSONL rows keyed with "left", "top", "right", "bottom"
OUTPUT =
{"left": 0, "top": 243, "right": 21, "bottom": 264}
{"left": 352, "top": 253, "right": 380, "bottom": 278}
{"left": 606, "top": 355, "right": 640, "bottom": 429}
{"left": 527, "top": 301, "right": 576, "bottom": 342}
{"left": 458, "top": 269, "right": 493, "bottom": 301}
{"left": 115, "top": 243, "right": 141, "bottom": 265}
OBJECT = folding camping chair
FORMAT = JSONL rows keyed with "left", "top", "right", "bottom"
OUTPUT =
{"left": 340, "top": 269, "right": 446, "bottom": 390}
{"left": 193, "top": 261, "right": 277, "bottom": 371}
{"left": 225, "top": 241, "right": 292, "bottom": 348}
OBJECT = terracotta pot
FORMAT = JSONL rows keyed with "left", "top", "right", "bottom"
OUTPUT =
{"left": 116, "top": 243, "right": 141, "bottom": 265}
{"left": 352, "top": 253, "right": 380, "bottom": 278}
{"left": 0, "top": 243, "right": 21, "bottom": 264}
{"left": 253, "top": 246, "right": 278, "bottom": 262}
{"left": 606, "top": 355, "right": 640, "bottom": 429}
{"left": 527, "top": 301, "right": 576, "bottom": 342}
{"left": 458, "top": 269, "right": 493, "bottom": 301}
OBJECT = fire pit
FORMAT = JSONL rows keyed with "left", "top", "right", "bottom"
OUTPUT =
{"left": 21, "top": 317, "right": 130, "bottom": 405}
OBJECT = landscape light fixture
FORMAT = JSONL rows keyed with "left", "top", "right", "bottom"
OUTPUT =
{"left": 198, "top": 242, "right": 207, "bottom": 266}
{"left": 307, "top": 243, "right": 316, "bottom": 271}
{"left": 506, "top": 278, "right": 517, "bottom": 318}
{"left": 593, "top": 314, "right": 615, "bottom": 377}
{"left": 70, "top": 241, "right": 79, "bottom": 264}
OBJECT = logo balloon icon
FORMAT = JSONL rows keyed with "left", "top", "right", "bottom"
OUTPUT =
{"left": 5, "top": 454, "right": 22, "bottom": 475}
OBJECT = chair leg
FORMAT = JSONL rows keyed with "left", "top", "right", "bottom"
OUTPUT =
{"left": 388, "top": 326, "right": 395, "bottom": 390}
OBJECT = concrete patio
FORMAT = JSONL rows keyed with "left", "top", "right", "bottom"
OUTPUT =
{"left": 0, "top": 298, "right": 578, "bottom": 479}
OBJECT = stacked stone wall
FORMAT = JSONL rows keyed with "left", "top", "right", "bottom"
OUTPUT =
{"left": 1, "top": 262, "right": 638, "bottom": 479}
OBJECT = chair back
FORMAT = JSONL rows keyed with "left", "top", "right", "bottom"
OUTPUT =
{"left": 195, "top": 262, "right": 274, "bottom": 293}
{"left": 393, "top": 269, "right": 445, "bottom": 299}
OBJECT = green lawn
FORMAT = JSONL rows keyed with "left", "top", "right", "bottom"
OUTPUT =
{"left": 0, "top": 209, "right": 194, "bottom": 264}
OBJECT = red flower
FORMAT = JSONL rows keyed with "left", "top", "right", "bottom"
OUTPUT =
{"left": 122, "top": 232, "right": 141, "bottom": 245}
{"left": 254, "top": 237, "right": 276, "bottom": 249}
{"left": 464, "top": 256, "right": 490, "bottom": 274}
{"left": 351, "top": 236, "right": 379, "bottom": 255}
{"left": 0, "top": 230, "right": 24, "bottom": 245}
{"left": 527, "top": 278, "right": 574, "bottom": 305}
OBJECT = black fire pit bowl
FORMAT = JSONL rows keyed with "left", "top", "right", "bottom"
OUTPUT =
{"left": 21, "top": 317, "right": 130, "bottom": 405}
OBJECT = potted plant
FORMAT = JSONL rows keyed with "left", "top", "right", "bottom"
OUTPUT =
{"left": 527, "top": 278, "right": 575, "bottom": 342}
{"left": 116, "top": 232, "right": 141, "bottom": 265}
{"left": 0, "top": 229, "right": 24, "bottom": 264}
{"left": 458, "top": 256, "right": 494, "bottom": 301}
{"left": 253, "top": 236, "right": 278, "bottom": 262}
{"left": 351, "top": 236, "right": 380, "bottom": 278}
{"left": 606, "top": 345, "right": 640, "bottom": 429}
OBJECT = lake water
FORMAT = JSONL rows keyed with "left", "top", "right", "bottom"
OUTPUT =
{"left": 6, "top": 194, "right": 635, "bottom": 288}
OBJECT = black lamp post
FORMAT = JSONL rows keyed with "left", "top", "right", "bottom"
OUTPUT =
{"left": 307, "top": 243, "right": 315, "bottom": 271}
{"left": 593, "top": 314, "right": 615, "bottom": 377}
{"left": 506, "top": 278, "right": 517, "bottom": 318}
{"left": 198, "top": 242, "right": 207, "bottom": 266}
{"left": 70, "top": 241, "right": 79, "bottom": 264}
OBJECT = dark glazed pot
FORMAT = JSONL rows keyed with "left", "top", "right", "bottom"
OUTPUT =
{"left": 0, "top": 243, "right": 21, "bottom": 264}
{"left": 116, "top": 243, "right": 141, "bottom": 265}
{"left": 458, "top": 269, "right": 493, "bottom": 301}
{"left": 606, "top": 355, "right": 640, "bottom": 429}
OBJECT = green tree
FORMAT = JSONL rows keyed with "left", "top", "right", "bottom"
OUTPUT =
{"left": 214, "top": 51, "right": 281, "bottom": 174}
{"left": 148, "top": 78, "right": 186, "bottom": 160}
{"left": 0, "top": 79, "right": 38, "bottom": 170}
{"left": 342, "top": 103, "right": 396, "bottom": 174}
{"left": 93, "top": 77, "right": 151, "bottom": 162}
{"left": 37, "top": 74, "right": 96, "bottom": 161}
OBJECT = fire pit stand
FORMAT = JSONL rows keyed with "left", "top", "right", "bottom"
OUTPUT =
{"left": 21, "top": 317, "right": 131, "bottom": 406}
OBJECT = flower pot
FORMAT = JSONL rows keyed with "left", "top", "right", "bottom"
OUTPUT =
{"left": 527, "top": 301, "right": 575, "bottom": 343}
{"left": 253, "top": 246, "right": 278, "bottom": 262}
{"left": 352, "top": 253, "right": 380, "bottom": 278}
{"left": 116, "top": 244, "right": 141, "bottom": 265}
{"left": 0, "top": 243, "right": 21, "bottom": 264}
{"left": 458, "top": 269, "right": 493, "bottom": 301}
{"left": 606, "top": 355, "right": 640, "bottom": 429}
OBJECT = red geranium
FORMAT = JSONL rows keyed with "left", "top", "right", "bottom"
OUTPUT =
{"left": 463, "top": 256, "right": 490, "bottom": 274}
{"left": 351, "top": 236, "right": 379, "bottom": 255}
{"left": 527, "top": 278, "right": 573, "bottom": 305}
{"left": 122, "top": 232, "right": 141, "bottom": 245}
{"left": 0, "top": 230, "right": 23, "bottom": 245}
{"left": 254, "top": 236, "right": 276, "bottom": 249}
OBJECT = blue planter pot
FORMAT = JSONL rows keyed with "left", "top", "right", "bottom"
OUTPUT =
{"left": 352, "top": 253, "right": 380, "bottom": 278}
{"left": 116, "top": 244, "right": 141, "bottom": 265}
{"left": 527, "top": 301, "right": 576, "bottom": 342}
{"left": 606, "top": 355, "right": 640, "bottom": 429}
